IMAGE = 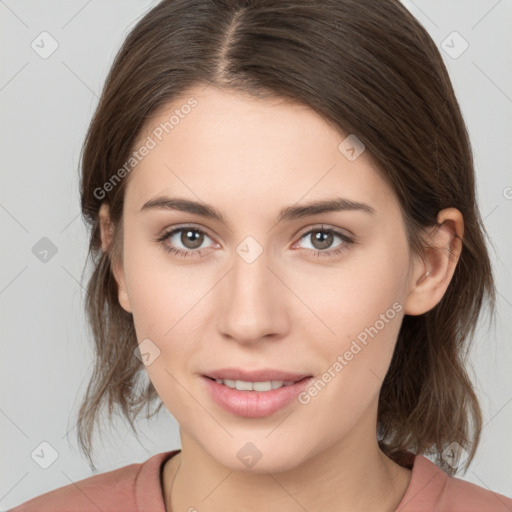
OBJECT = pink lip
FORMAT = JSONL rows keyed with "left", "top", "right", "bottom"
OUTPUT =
{"left": 203, "top": 368, "right": 311, "bottom": 382}
{"left": 202, "top": 375, "right": 314, "bottom": 418}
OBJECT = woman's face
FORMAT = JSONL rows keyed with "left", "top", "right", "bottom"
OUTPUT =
{"left": 109, "top": 85, "right": 422, "bottom": 472}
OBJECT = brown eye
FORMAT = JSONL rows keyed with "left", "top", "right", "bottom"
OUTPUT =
{"left": 309, "top": 230, "right": 335, "bottom": 250}
{"left": 179, "top": 229, "right": 205, "bottom": 249}
{"left": 295, "top": 226, "right": 354, "bottom": 258}
{"left": 158, "top": 226, "right": 215, "bottom": 258}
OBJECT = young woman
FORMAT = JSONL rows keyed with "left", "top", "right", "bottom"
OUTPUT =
{"left": 10, "top": 0, "right": 512, "bottom": 511}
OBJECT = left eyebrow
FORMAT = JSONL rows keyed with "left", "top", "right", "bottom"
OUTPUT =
{"left": 277, "top": 197, "right": 376, "bottom": 222}
{"left": 139, "top": 196, "right": 376, "bottom": 223}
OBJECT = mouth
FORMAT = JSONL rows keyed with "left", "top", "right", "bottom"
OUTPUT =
{"left": 203, "top": 375, "right": 311, "bottom": 392}
{"left": 201, "top": 373, "right": 315, "bottom": 418}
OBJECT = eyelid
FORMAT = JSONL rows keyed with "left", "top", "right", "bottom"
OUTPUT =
{"left": 158, "top": 223, "right": 217, "bottom": 242}
{"left": 158, "top": 223, "right": 355, "bottom": 256}
{"left": 293, "top": 223, "right": 355, "bottom": 242}
{"left": 160, "top": 223, "right": 352, "bottom": 242}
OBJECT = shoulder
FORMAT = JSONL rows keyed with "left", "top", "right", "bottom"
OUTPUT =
{"left": 8, "top": 451, "right": 177, "bottom": 512}
{"left": 8, "top": 463, "right": 140, "bottom": 512}
{"left": 440, "top": 470, "right": 512, "bottom": 511}
{"left": 398, "top": 454, "right": 512, "bottom": 512}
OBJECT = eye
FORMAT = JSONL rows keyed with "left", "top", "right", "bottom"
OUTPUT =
{"left": 157, "top": 225, "right": 217, "bottom": 258}
{"left": 294, "top": 225, "right": 354, "bottom": 258}
{"left": 157, "top": 224, "right": 354, "bottom": 260}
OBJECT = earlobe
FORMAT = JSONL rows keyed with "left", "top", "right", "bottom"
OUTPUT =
{"left": 403, "top": 208, "right": 464, "bottom": 316}
{"left": 118, "top": 288, "right": 132, "bottom": 314}
{"left": 113, "top": 257, "right": 132, "bottom": 314}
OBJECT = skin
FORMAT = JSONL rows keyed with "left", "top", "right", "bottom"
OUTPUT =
{"left": 99, "top": 84, "right": 464, "bottom": 512}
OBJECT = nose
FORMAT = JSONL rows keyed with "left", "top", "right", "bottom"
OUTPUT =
{"left": 216, "top": 244, "right": 290, "bottom": 345}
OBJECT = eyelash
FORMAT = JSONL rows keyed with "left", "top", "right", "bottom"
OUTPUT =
{"left": 156, "top": 225, "right": 354, "bottom": 259}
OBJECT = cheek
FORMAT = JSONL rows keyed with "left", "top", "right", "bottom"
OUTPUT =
{"left": 289, "top": 237, "right": 409, "bottom": 346}
{"left": 122, "top": 228, "right": 195, "bottom": 336}
{"left": 293, "top": 266, "right": 406, "bottom": 443}
{"left": 121, "top": 233, "right": 211, "bottom": 385}
{"left": 293, "top": 233, "right": 410, "bottom": 402}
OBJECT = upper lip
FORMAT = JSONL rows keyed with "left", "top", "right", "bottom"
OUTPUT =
{"left": 203, "top": 368, "right": 312, "bottom": 382}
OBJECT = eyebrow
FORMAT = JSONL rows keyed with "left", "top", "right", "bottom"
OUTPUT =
{"left": 140, "top": 196, "right": 376, "bottom": 223}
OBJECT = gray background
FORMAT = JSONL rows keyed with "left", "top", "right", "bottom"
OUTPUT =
{"left": 1, "top": 0, "right": 511, "bottom": 508}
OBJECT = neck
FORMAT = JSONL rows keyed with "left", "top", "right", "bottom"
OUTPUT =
{"left": 163, "top": 426, "right": 411, "bottom": 512}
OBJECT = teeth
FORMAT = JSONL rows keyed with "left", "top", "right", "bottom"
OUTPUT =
{"left": 214, "top": 378, "right": 296, "bottom": 391}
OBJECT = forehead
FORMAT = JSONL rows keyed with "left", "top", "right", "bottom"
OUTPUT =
{"left": 124, "top": 85, "right": 397, "bottom": 216}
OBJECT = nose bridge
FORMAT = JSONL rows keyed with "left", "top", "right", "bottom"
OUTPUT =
{"left": 217, "top": 235, "right": 288, "bottom": 342}
{"left": 232, "top": 240, "right": 269, "bottom": 299}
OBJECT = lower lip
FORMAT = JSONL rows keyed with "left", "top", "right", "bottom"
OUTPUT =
{"left": 202, "top": 376, "right": 314, "bottom": 418}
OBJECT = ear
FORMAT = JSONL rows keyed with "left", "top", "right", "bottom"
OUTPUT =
{"left": 98, "top": 203, "right": 132, "bottom": 313}
{"left": 403, "top": 208, "right": 464, "bottom": 316}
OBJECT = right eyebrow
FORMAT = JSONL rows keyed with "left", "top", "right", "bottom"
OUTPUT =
{"left": 140, "top": 196, "right": 227, "bottom": 223}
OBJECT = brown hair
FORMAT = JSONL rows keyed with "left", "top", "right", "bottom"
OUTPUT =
{"left": 77, "top": 0, "right": 495, "bottom": 474}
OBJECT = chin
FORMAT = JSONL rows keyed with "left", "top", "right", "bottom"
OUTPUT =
{"left": 199, "top": 436, "right": 312, "bottom": 474}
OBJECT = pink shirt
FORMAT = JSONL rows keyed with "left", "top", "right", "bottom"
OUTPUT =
{"left": 9, "top": 449, "right": 512, "bottom": 511}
